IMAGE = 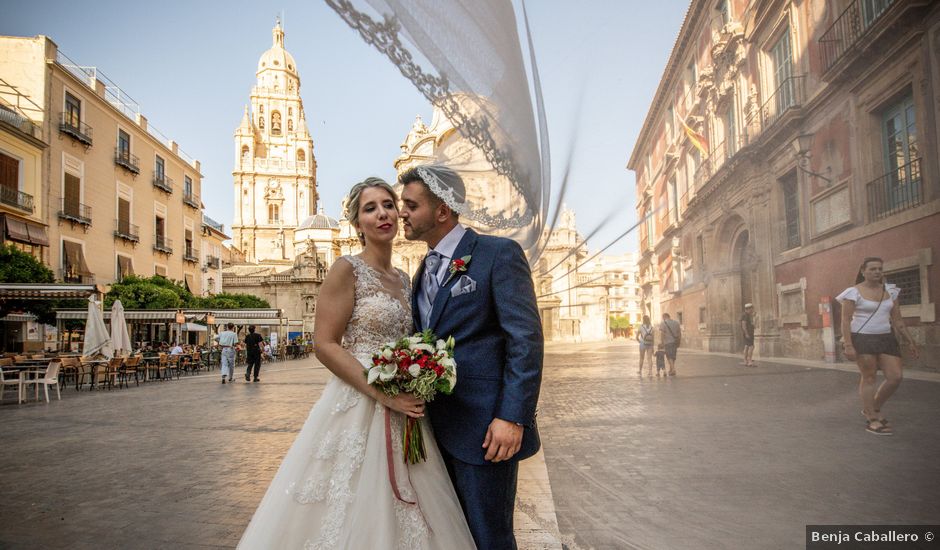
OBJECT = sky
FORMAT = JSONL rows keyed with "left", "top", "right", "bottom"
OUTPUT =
{"left": 2, "top": 0, "right": 688, "bottom": 255}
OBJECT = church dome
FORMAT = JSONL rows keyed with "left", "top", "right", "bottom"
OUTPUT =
{"left": 297, "top": 210, "right": 339, "bottom": 230}
{"left": 257, "top": 21, "right": 299, "bottom": 78}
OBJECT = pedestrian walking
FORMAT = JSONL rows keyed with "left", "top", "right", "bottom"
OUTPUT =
{"left": 637, "top": 315, "right": 655, "bottom": 377}
{"left": 215, "top": 323, "right": 238, "bottom": 384}
{"left": 654, "top": 344, "right": 666, "bottom": 377}
{"left": 659, "top": 313, "right": 681, "bottom": 376}
{"left": 741, "top": 304, "right": 756, "bottom": 367}
{"left": 244, "top": 325, "right": 263, "bottom": 382}
{"left": 837, "top": 257, "right": 918, "bottom": 436}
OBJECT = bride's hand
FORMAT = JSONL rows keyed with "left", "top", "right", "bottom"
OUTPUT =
{"left": 379, "top": 392, "right": 425, "bottom": 419}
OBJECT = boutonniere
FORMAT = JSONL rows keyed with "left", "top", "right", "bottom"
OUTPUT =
{"left": 443, "top": 255, "right": 471, "bottom": 285}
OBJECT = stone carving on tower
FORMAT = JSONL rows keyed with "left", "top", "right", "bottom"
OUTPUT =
{"left": 232, "top": 20, "right": 318, "bottom": 265}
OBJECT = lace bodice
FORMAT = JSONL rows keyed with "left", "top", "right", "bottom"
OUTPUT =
{"left": 340, "top": 255, "right": 413, "bottom": 358}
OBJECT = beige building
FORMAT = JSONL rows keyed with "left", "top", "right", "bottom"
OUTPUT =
{"left": 0, "top": 35, "right": 206, "bottom": 293}
{"left": 0, "top": 74, "right": 47, "bottom": 259}
{"left": 201, "top": 214, "right": 228, "bottom": 296}
{"left": 231, "top": 22, "right": 318, "bottom": 265}
{"left": 628, "top": 0, "right": 938, "bottom": 368}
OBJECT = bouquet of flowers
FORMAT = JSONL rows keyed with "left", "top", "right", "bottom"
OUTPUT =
{"left": 367, "top": 329, "right": 457, "bottom": 464}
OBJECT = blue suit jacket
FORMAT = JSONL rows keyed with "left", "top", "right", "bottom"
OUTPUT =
{"left": 413, "top": 229, "right": 543, "bottom": 466}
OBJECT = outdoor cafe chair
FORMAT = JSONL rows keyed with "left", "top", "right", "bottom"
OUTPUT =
{"left": 58, "top": 357, "right": 79, "bottom": 389}
{"left": 189, "top": 351, "right": 203, "bottom": 375}
{"left": 99, "top": 357, "right": 123, "bottom": 390}
{"left": 0, "top": 365, "right": 23, "bottom": 404}
{"left": 76, "top": 358, "right": 94, "bottom": 390}
{"left": 22, "top": 361, "right": 61, "bottom": 403}
{"left": 165, "top": 355, "right": 181, "bottom": 380}
{"left": 155, "top": 353, "right": 169, "bottom": 380}
{"left": 119, "top": 356, "right": 142, "bottom": 388}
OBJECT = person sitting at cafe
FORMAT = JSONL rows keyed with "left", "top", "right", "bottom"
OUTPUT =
{"left": 169, "top": 342, "right": 184, "bottom": 355}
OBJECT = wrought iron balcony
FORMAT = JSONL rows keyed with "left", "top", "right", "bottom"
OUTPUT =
{"left": 153, "top": 234, "right": 173, "bottom": 254}
{"left": 202, "top": 215, "right": 224, "bottom": 233}
{"left": 152, "top": 173, "right": 174, "bottom": 194}
{"left": 182, "top": 190, "right": 200, "bottom": 209}
{"left": 58, "top": 113, "right": 93, "bottom": 146}
{"left": 58, "top": 199, "right": 92, "bottom": 226}
{"left": 819, "top": 0, "right": 895, "bottom": 73}
{"left": 60, "top": 269, "right": 95, "bottom": 284}
{"left": 183, "top": 245, "right": 199, "bottom": 263}
{"left": 0, "top": 103, "right": 41, "bottom": 141}
{"left": 754, "top": 75, "right": 805, "bottom": 133}
{"left": 205, "top": 255, "right": 221, "bottom": 269}
{"left": 0, "top": 186, "right": 34, "bottom": 213}
{"left": 867, "top": 158, "right": 923, "bottom": 220}
{"left": 113, "top": 218, "right": 139, "bottom": 242}
{"left": 114, "top": 148, "right": 140, "bottom": 174}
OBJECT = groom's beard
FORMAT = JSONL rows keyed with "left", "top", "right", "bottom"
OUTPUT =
{"left": 402, "top": 219, "right": 434, "bottom": 243}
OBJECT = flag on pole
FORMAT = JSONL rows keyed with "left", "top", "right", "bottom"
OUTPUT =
{"left": 681, "top": 120, "right": 708, "bottom": 156}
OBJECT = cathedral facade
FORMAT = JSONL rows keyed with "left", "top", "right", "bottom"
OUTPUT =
{"left": 231, "top": 22, "right": 318, "bottom": 265}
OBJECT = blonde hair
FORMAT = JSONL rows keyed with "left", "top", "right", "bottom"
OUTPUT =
{"left": 345, "top": 177, "right": 398, "bottom": 245}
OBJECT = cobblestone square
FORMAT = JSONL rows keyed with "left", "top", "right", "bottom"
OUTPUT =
{"left": 1, "top": 344, "right": 938, "bottom": 549}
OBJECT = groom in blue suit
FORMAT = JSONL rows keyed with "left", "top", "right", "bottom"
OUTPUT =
{"left": 399, "top": 165, "right": 543, "bottom": 550}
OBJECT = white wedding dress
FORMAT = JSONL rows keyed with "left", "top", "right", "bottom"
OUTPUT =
{"left": 238, "top": 255, "right": 476, "bottom": 550}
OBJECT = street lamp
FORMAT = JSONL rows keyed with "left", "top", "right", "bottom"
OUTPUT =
{"left": 790, "top": 133, "right": 832, "bottom": 184}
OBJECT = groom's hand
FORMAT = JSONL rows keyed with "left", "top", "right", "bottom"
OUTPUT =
{"left": 483, "top": 418, "right": 523, "bottom": 462}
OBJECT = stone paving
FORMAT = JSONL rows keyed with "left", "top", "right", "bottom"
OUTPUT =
{"left": 539, "top": 341, "right": 940, "bottom": 550}
{"left": 0, "top": 358, "right": 559, "bottom": 549}
{"left": 1, "top": 344, "right": 938, "bottom": 549}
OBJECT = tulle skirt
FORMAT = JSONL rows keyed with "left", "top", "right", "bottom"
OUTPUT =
{"left": 237, "top": 375, "right": 476, "bottom": 549}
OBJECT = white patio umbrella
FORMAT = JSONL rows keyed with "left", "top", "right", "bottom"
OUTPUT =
{"left": 82, "top": 297, "right": 113, "bottom": 359}
{"left": 110, "top": 299, "right": 132, "bottom": 356}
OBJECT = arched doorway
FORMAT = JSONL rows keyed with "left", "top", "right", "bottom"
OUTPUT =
{"left": 732, "top": 230, "right": 752, "bottom": 351}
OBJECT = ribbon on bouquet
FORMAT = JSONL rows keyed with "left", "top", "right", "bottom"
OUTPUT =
{"left": 383, "top": 407, "right": 433, "bottom": 534}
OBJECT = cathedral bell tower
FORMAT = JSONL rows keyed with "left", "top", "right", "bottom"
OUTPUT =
{"left": 232, "top": 20, "right": 318, "bottom": 264}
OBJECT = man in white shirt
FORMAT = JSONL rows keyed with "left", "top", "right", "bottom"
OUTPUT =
{"left": 215, "top": 323, "right": 238, "bottom": 384}
{"left": 169, "top": 342, "right": 184, "bottom": 355}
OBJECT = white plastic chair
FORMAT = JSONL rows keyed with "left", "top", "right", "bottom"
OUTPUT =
{"left": 0, "top": 366, "right": 23, "bottom": 404}
{"left": 23, "top": 361, "right": 61, "bottom": 403}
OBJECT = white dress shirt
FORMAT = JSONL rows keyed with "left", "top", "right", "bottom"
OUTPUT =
{"left": 418, "top": 223, "right": 467, "bottom": 325}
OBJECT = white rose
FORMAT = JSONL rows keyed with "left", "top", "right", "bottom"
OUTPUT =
{"left": 441, "top": 357, "right": 456, "bottom": 369}
{"left": 378, "top": 362, "right": 398, "bottom": 382}
{"left": 381, "top": 348, "right": 393, "bottom": 361}
{"left": 408, "top": 336, "right": 423, "bottom": 345}
{"left": 410, "top": 343, "right": 434, "bottom": 353}
{"left": 408, "top": 364, "right": 421, "bottom": 377}
{"left": 436, "top": 339, "right": 447, "bottom": 350}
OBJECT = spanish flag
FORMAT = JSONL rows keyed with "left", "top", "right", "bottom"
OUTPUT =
{"left": 681, "top": 119, "right": 708, "bottom": 156}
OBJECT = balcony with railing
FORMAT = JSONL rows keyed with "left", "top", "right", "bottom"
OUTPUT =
{"left": 152, "top": 173, "right": 173, "bottom": 194}
{"left": 244, "top": 158, "right": 309, "bottom": 173}
{"left": 182, "top": 190, "right": 200, "bottom": 209}
{"left": 60, "top": 269, "right": 95, "bottom": 284}
{"left": 183, "top": 245, "right": 199, "bottom": 263}
{"left": 58, "top": 199, "right": 92, "bottom": 226}
{"left": 202, "top": 215, "right": 224, "bottom": 234}
{"left": 867, "top": 158, "right": 923, "bottom": 220}
{"left": 747, "top": 75, "right": 806, "bottom": 137}
{"left": 819, "top": 0, "right": 895, "bottom": 74}
{"left": 152, "top": 234, "right": 173, "bottom": 254}
{"left": 114, "top": 148, "right": 140, "bottom": 174}
{"left": 0, "top": 78, "right": 43, "bottom": 141}
{"left": 113, "top": 219, "right": 139, "bottom": 242}
{"left": 58, "top": 112, "right": 93, "bottom": 146}
{"left": 205, "top": 255, "right": 221, "bottom": 270}
{"left": 0, "top": 186, "right": 34, "bottom": 213}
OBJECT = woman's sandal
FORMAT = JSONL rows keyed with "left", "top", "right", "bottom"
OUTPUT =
{"left": 866, "top": 419, "right": 893, "bottom": 436}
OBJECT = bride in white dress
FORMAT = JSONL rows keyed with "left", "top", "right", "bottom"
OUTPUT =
{"left": 238, "top": 178, "right": 476, "bottom": 549}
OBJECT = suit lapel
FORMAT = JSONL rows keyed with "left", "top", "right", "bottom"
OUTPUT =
{"left": 428, "top": 229, "right": 478, "bottom": 331}
{"left": 412, "top": 254, "right": 426, "bottom": 330}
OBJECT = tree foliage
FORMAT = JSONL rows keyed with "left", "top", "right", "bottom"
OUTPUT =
{"left": 0, "top": 244, "right": 58, "bottom": 324}
{"left": 104, "top": 275, "right": 269, "bottom": 310}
